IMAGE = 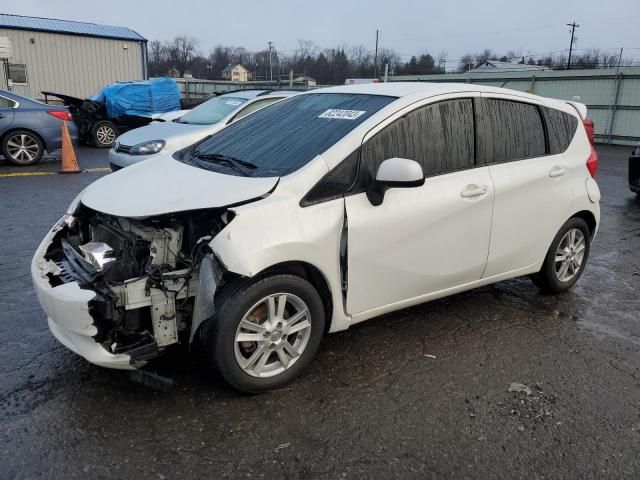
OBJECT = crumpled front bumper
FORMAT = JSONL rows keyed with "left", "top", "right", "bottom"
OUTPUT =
{"left": 31, "top": 217, "right": 134, "bottom": 370}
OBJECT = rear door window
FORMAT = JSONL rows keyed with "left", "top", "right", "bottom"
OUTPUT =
{"left": 360, "top": 98, "right": 475, "bottom": 180}
{"left": 541, "top": 106, "right": 579, "bottom": 154}
{"left": 475, "top": 98, "right": 546, "bottom": 164}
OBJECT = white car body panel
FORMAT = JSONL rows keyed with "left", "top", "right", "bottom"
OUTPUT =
{"left": 481, "top": 94, "right": 595, "bottom": 278}
{"left": 31, "top": 82, "right": 601, "bottom": 372}
{"left": 153, "top": 109, "right": 189, "bottom": 121}
{"left": 345, "top": 167, "right": 494, "bottom": 314}
{"left": 209, "top": 157, "right": 352, "bottom": 333}
{"left": 82, "top": 154, "right": 278, "bottom": 218}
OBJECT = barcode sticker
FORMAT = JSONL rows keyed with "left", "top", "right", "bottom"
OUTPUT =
{"left": 318, "top": 109, "right": 366, "bottom": 120}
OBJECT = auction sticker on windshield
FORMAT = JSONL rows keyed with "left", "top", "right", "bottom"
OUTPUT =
{"left": 318, "top": 109, "right": 366, "bottom": 120}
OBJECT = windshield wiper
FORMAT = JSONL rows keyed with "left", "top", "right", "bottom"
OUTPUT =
{"left": 192, "top": 153, "right": 258, "bottom": 176}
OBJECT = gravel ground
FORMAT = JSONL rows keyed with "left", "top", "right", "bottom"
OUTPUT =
{"left": 0, "top": 145, "right": 639, "bottom": 479}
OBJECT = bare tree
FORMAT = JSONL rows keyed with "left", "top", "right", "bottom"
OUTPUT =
{"left": 475, "top": 48, "right": 497, "bottom": 65}
{"left": 349, "top": 45, "right": 373, "bottom": 76}
{"left": 294, "top": 40, "right": 318, "bottom": 65}
{"left": 148, "top": 40, "right": 168, "bottom": 77}
{"left": 457, "top": 54, "right": 476, "bottom": 72}
{"left": 436, "top": 50, "right": 448, "bottom": 71}
{"left": 166, "top": 36, "right": 199, "bottom": 77}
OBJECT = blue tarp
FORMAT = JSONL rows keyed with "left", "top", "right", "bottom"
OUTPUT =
{"left": 90, "top": 78, "right": 180, "bottom": 118}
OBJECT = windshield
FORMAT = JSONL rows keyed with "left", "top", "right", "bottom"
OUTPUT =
{"left": 179, "top": 93, "right": 396, "bottom": 177}
{"left": 179, "top": 96, "right": 247, "bottom": 125}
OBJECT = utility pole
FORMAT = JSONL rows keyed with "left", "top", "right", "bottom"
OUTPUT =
{"left": 268, "top": 41, "right": 273, "bottom": 82}
{"left": 566, "top": 21, "right": 579, "bottom": 70}
{"left": 373, "top": 30, "right": 379, "bottom": 79}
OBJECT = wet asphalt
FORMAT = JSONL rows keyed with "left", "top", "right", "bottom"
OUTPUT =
{"left": 0, "top": 145, "right": 639, "bottom": 479}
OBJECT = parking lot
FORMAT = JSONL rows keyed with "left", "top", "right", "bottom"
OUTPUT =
{"left": 0, "top": 145, "right": 639, "bottom": 479}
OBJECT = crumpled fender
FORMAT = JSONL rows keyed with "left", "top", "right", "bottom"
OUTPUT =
{"left": 209, "top": 193, "right": 350, "bottom": 333}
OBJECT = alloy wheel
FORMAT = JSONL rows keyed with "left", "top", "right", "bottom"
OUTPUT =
{"left": 554, "top": 228, "right": 586, "bottom": 282}
{"left": 234, "top": 293, "right": 312, "bottom": 378}
{"left": 6, "top": 134, "right": 40, "bottom": 164}
{"left": 96, "top": 125, "right": 116, "bottom": 146}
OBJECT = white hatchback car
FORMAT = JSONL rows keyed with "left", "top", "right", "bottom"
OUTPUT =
{"left": 32, "top": 83, "right": 600, "bottom": 392}
{"left": 108, "top": 90, "right": 297, "bottom": 170}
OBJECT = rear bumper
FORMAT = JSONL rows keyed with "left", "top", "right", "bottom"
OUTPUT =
{"left": 31, "top": 217, "right": 134, "bottom": 370}
{"left": 41, "top": 122, "right": 80, "bottom": 152}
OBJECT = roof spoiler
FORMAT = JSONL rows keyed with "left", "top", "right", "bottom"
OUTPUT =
{"left": 566, "top": 101, "right": 587, "bottom": 120}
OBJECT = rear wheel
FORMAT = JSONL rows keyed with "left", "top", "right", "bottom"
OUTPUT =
{"left": 91, "top": 121, "right": 117, "bottom": 148}
{"left": 531, "top": 217, "right": 591, "bottom": 293}
{"left": 205, "top": 274, "right": 325, "bottom": 393}
{"left": 2, "top": 130, "right": 44, "bottom": 165}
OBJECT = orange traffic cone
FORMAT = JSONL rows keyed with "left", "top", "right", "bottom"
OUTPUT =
{"left": 59, "top": 121, "right": 81, "bottom": 174}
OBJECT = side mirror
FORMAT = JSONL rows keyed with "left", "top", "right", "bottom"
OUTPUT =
{"left": 367, "top": 158, "right": 424, "bottom": 206}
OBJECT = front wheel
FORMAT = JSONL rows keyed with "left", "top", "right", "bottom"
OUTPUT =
{"left": 91, "top": 121, "right": 117, "bottom": 148}
{"left": 206, "top": 274, "right": 325, "bottom": 393}
{"left": 531, "top": 217, "right": 591, "bottom": 293}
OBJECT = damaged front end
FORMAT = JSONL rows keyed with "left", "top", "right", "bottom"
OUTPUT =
{"left": 32, "top": 205, "right": 230, "bottom": 368}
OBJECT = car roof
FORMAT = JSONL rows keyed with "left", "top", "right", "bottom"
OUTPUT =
{"left": 306, "top": 82, "right": 574, "bottom": 112}
{"left": 0, "top": 88, "right": 45, "bottom": 106}
{"left": 310, "top": 81, "right": 542, "bottom": 97}
{"left": 219, "top": 90, "right": 269, "bottom": 100}
{"left": 262, "top": 91, "right": 299, "bottom": 98}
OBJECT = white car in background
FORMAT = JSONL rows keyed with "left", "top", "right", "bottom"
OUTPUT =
{"left": 108, "top": 90, "right": 298, "bottom": 170}
{"left": 32, "top": 83, "right": 600, "bottom": 393}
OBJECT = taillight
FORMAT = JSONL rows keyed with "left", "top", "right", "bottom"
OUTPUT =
{"left": 586, "top": 144, "right": 598, "bottom": 178}
{"left": 47, "top": 110, "right": 72, "bottom": 121}
{"left": 583, "top": 119, "right": 595, "bottom": 144}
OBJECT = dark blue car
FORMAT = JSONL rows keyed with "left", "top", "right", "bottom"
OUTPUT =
{"left": 0, "top": 89, "right": 79, "bottom": 166}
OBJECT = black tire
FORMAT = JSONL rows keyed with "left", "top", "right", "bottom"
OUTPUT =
{"left": 1, "top": 129, "right": 44, "bottom": 166}
{"left": 90, "top": 120, "right": 117, "bottom": 148}
{"left": 205, "top": 274, "right": 325, "bottom": 393}
{"left": 531, "top": 217, "right": 591, "bottom": 293}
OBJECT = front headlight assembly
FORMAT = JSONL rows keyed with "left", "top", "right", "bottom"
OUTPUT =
{"left": 129, "top": 140, "right": 166, "bottom": 155}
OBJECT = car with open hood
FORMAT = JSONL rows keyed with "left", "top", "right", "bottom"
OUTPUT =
{"left": 32, "top": 83, "right": 600, "bottom": 392}
{"left": 43, "top": 78, "right": 181, "bottom": 148}
{"left": 108, "top": 90, "right": 298, "bottom": 170}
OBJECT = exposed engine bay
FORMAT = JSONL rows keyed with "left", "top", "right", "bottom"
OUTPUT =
{"left": 42, "top": 205, "right": 231, "bottom": 365}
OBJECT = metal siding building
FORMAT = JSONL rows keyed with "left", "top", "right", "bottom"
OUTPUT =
{"left": 0, "top": 14, "right": 147, "bottom": 101}
{"left": 390, "top": 68, "right": 640, "bottom": 146}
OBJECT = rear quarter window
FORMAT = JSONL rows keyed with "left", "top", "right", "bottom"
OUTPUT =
{"left": 541, "top": 106, "right": 579, "bottom": 154}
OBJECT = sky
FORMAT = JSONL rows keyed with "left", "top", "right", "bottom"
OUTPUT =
{"left": 4, "top": 0, "right": 640, "bottom": 67}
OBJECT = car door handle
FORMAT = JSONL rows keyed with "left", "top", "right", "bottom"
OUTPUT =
{"left": 461, "top": 184, "right": 488, "bottom": 198}
{"left": 549, "top": 166, "right": 567, "bottom": 178}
